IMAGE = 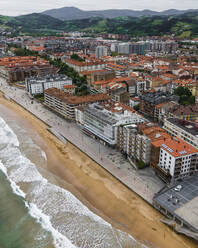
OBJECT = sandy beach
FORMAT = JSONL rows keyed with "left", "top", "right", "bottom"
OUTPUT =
{"left": 0, "top": 92, "right": 197, "bottom": 248}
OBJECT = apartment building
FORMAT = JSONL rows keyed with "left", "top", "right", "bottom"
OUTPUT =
{"left": 0, "top": 56, "right": 57, "bottom": 83}
{"left": 65, "top": 59, "right": 106, "bottom": 72}
{"left": 82, "top": 102, "right": 145, "bottom": 146}
{"left": 151, "top": 137, "right": 198, "bottom": 183}
{"left": 95, "top": 46, "right": 108, "bottom": 58}
{"left": 117, "top": 124, "right": 151, "bottom": 165}
{"left": 163, "top": 118, "right": 198, "bottom": 149}
{"left": 25, "top": 74, "right": 72, "bottom": 95}
{"left": 117, "top": 122, "right": 170, "bottom": 166}
{"left": 44, "top": 88, "right": 110, "bottom": 120}
{"left": 139, "top": 91, "right": 178, "bottom": 119}
{"left": 80, "top": 70, "right": 115, "bottom": 86}
{"left": 154, "top": 101, "right": 179, "bottom": 123}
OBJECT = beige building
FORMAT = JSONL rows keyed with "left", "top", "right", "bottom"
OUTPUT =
{"left": 80, "top": 70, "right": 115, "bottom": 86}
{"left": 44, "top": 88, "right": 110, "bottom": 120}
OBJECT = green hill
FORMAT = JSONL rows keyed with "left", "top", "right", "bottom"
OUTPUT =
{"left": 62, "top": 12, "right": 198, "bottom": 37}
{"left": 1, "top": 11, "right": 198, "bottom": 37}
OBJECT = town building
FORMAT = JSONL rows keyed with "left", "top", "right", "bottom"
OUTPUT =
{"left": 0, "top": 56, "right": 57, "bottom": 83}
{"left": 163, "top": 118, "right": 198, "bottom": 149}
{"left": 117, "top": 124, "right": 151, "bottom": 166}
{"left": 107, "top": 84, "right": 130, "bottom": 105}
{"left": 150, "top": 136, "right": 198, "bottom": 183}
{"left": 117, "top": 122, "right": 170, "bottom": 167}
{"left": 44, "top": 88, "right": 110, "bottom": 120}
{"left": 139, "top": 91, "right": 178, "bottom": 119}
{"left": 65, "top": 59, "right": 106, "bottom": 72}
{"left": 169, "top": 105, "right": 198, "bottom": 121}
{"left": 80, "top": 70, "right": 115, "bottom": 86}
{"left": 63, "top": 85, "right": 76, "bottom": 95}
{"left": 95, "top": 46, "right": 108, "bottom": 58}
{"left": 25, "top": 74, "right": 72, "bottom": 96}
{"left": 129, "top": 97, "right": 140, "bottom": 108}
{"left": 155, "top": 101, "right": 179, "bottom": 123}
{"left": 81, "top": 102, "right": 145, "bottom": 146}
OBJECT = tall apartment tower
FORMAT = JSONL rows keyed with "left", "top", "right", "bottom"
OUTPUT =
{"left": 95, "top": 46, "right": 108, "bottom": 58}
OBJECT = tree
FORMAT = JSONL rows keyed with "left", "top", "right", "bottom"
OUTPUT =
{"left": 174, "top": 86, "right": 191, "bottom": 97}
{"left": 133, "top": 104, "right": 140, "bottom": 111}
{"left": 47, "top": 58, "right": 89, "bottom": 95}
{"left": 71, "top": 54, "right": 84, "bottom": 62}
{"left": 111, "top": 51, "right": 119, "bottom": 56}
{"left": 14, "top": 48, "right": 38, "bottom": 57}
{"left": 137, "top": 160, "right": 146, "bottom": 169}
{"left": 174, "top": 86, "right": 195, "bottom": 105}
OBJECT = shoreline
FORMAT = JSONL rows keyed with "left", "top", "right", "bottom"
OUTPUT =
{"left": 0, "top": 92, "right": 197, "bottom": 248}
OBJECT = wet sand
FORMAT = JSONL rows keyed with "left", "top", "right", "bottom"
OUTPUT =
{"left": 0, "top": 93, "right": 197, "bottom": 248}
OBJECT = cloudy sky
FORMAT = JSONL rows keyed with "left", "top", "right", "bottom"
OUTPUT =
{"left": 1, "top": 0, "right": 198, "bottom": 16}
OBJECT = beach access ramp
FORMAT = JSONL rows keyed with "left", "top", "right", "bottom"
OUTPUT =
{"left": 47, "top": 128, "right": 67, "bottom": 144}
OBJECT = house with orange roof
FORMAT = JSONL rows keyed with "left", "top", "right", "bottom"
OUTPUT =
{"left": 160, "top": 73, "right": 176, "bottom": 81}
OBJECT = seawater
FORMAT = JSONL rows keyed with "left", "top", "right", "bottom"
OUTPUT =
{"left": 0, "top": 111, "right": 144, "bottom": 248}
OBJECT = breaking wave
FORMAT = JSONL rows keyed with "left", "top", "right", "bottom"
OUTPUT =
{"left": 0, "top": 115, "right": 143, "bottom": 248}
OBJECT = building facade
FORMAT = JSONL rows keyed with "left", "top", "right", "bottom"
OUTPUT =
{"left": 26, "top": 74, "right": 72, "bottom": 95}
{"left": 151, "top": 137, "right": 198, "bottom": 183}
{"left": 95, "top": 46, "right": 108, "bottom": 58}
{"left": 44, "top": 88, "right": 110, "bottom": 120}
{"left": 82, "top": 103, "right": 145, "bottom": 146}
{"left": 163, "top": 118, "right": 198, "bottom": 149}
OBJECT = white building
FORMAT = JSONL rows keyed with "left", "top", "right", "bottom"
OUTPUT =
{"left": 118, "top": 43, "right": 131, "bottom": 55}
{"left": 129, "top": 97, "right": 140, "bottom": 108}
{"left": 151, "top": 137, "right": 198, "bottom": 182}
{"left": 26, "top": 74, "right": 72, "bottom": 96}
{"left": 82, "top": 102, "right": 145, "bottom": 146}
{"left": 75, "top": 106, "right": 85, "bottom": 126}
{"left": 95, "top": 46, "right": 108, "bottom": 58}
{"left": 163, "top": 118, "right": 198, "bottom": 149}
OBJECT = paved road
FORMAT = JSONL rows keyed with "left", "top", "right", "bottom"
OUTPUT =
{"left": 0, "top": 79, "right": 165, "bottom": 204}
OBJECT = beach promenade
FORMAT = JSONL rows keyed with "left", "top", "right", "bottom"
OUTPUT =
{"left": 0, "top": 79, "right": 164, "bottom": 204}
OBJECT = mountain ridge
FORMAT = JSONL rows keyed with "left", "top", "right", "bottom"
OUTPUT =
{"left": 2, "top": 11, "right": 198, "bottom": 38}
{"left": 42, "top": 6, "right": 198, "bottom": 20}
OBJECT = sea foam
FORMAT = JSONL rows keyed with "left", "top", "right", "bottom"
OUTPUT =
{"left": 0, "top": 115, "right": 143, "bottom": 248}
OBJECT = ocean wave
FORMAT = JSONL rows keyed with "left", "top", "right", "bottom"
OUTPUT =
{"left": 0, "top": 115, "right": 143, "bottom": 248}
{"left": 26, "top": 202, "right": 77, "bottom": 248}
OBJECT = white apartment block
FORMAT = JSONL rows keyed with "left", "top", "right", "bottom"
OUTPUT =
{"left": 26, "top": 74, "right": 72, "bottom": 95}
{"left": 82, "top": 103, "right": 145, "bottom": 146}
{"left": 158, "top": 141, "right": 198, "bottom": 181}
{"left": 95, "top": 46, "right": 108, "bottom": 58}
{"left": 163, "top": 118, "right": 198, "bottom": 149}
